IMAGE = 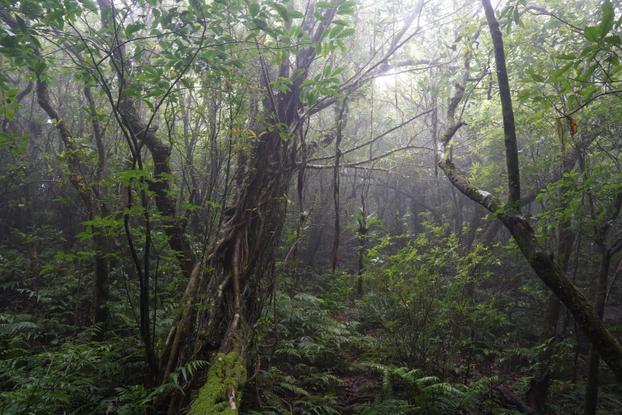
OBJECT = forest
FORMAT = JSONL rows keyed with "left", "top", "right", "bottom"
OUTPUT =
{"left": 1, "top": 0, "right": 622, "bottom": 413}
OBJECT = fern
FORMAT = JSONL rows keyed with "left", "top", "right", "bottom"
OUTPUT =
{"left": 353, "top": 399, "right": 415, "bottom": 415}
{"left": 176, "top": 359, "right": 210, "bottom": 385}
{"left": 278, "top": 381, "right": 311, "bottom": 397}
{"left": 360, "top": 362, "right": 465, "bottom": 415}
{"left": 0, "top": 342, "right": 124, "bottom": 414}
{"left": 0, "top": 313, "right": 38, "bottom": 342}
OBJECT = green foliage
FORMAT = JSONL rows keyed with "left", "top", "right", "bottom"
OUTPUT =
{"left": 536, "top": 127, "right": 622, "bottom": 238}
{"left": 247, "top": 283, "right": 497, "bottom": 415}
{"left": 2, "top": 1, "right": 622, "bottom": 415}
{"left": 360, "top": 223, "right": 507, "bottom": 372}
{"left": 0, "top": 341, "right": 122, "bottom": 414}
{"left": 584, "top": 0, "right": 615, "bottom": 43}
{"left": 247, "top": 292, "right": 367, "bottom": 414}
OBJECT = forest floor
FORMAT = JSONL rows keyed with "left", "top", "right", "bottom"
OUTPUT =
{"left": 244, "top": 289, "right": 622, "bottom": 415}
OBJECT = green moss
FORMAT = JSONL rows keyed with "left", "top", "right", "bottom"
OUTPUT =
{"left": 188, "top": 351, "right": 247, "bottom": 415}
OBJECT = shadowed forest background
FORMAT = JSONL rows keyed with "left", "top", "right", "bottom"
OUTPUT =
{"left": 1, "top": 0, "right": 622, "bottom": 413}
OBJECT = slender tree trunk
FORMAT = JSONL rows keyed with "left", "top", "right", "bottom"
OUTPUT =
{"left": 436, "top": 1, "right": 622, "bottom": 381}
{"left": 482, "top": 0, "right": 520, "bottom": 204}
{"left": 546, "top": 223, "right": 575, "bottom": 337}
{"left": 306, "top": 189, "right": 329, "bottom": 267}
{"left": 331, "top": 100, "right": 347, "bottom": 272}
{"left": 96, "top": 0, "right": 195, "bottom": 279}
{"left": 584, "top": 246, "right": 612, "bottom": 414}
{"left": 91, "top": 211, "right": 111, "bottom": 338}
{"left": 431, "top": 94, "right": 439, "bottom": 177}
{"left": 356, "top": 193, "right": 368, "bottom": 296}
{"left": 331, "top": 145, "right": 341, "bottom": 272}
{"left": 35, "top": 78, "right": 111, "bottom": 336}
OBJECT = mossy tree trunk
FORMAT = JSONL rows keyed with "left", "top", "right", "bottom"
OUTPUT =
{"left": 160, "top": 4, "right": 341, "bottom": 412}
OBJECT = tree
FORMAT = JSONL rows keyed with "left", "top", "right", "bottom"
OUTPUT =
{"left": 0, "top": 2, "right": 111, "bottom": 338}
{"left": 437, "top": 0, "right": 622, "bottom": 381}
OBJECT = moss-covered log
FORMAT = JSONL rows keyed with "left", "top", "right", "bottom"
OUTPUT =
{"left": 188, "top": 351, "right": 246, "bottom": 415}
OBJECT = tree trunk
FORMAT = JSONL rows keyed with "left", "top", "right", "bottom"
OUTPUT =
{"left": 546, "top": 223, "right": 576, "bottom": 337}
{"left": 356, "top": 193, "right": 368, "bottom": 296}
{"left": 584, "top": 247, "right": 611, "bottom": 415}
{"left": 331, "top": 100, "right": 347, "bottom": 272}
{"left": 482, "top": 0, "right": 520, "bottom": 204}
{"left": 168, "top": 129, "right": 294, "bottom": 413}
{"left": 34, "top": 77, "right": 111, "bottom": 337}
{"left": 159, "top": 7, "right": 343, "bottom": 412}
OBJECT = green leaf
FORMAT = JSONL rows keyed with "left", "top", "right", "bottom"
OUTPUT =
{"left": 338, "top": 27, "right": 355, "bottom": 38}
{"left": 249, "top": 2, "right": 260, "bottom": 17}
{"left": 181, "top": 78, "right": 193, "bottom": 89}
{"left": 600, "top": 0, "right": 615, "bottom": 37}
{"left": 584, "top": 26, "right": 602, "bottom": 42}
{"left": 578, "top": 63, "right": 597, "bottom": 81}
{"left": 125, "top": 23, "right": 144, "bottom": 37}
{"left": 513, "top": 7, "right": 524, "bottom": 27}
{"left": 580, "top": 84, "right": 601, "bottom": 99}
{"left": 270, "top": 2, "right": 289, "bottom": 22}
{"left": 337, "top": 1, "right": 355, "bottom": 15}
{"left": 313, "top": 11, "right": 325, "bottom": 21}
{"left": 78, "top": 0, "right": 98, "bottom": 13}
{"left": 550, "top": 62, "right": 573, "bottom": 81}
{"left": 527, "top": 69, "right": 544, "bottom": 82}
{"left": 253, "top": 17, "right": 268, "bottom": 31}
{"left": 291, "top": 67, "right": 305, "bottom": 80}
{"left": 604, "top": 34, "right": 621, "bottom": 45}
{"left": 0, "top": 132, "right": 28, "bottom": 155}
{"left": 315, "top": 1, "right": 332, "bottom": 9}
